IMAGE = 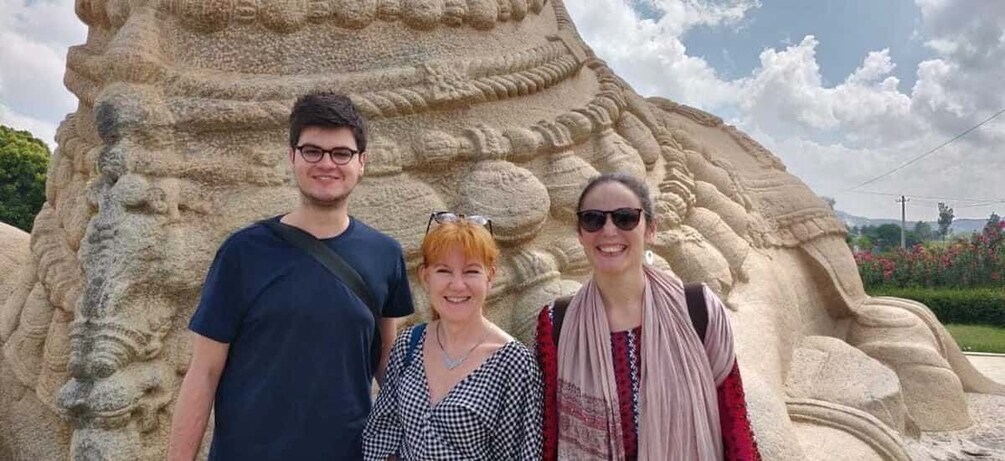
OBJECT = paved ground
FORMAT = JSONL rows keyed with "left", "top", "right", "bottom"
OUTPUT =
{"left": 968, "top": 353, "right": 1005, "bottom": 385}
{"left": 904, "top": 356, "right": 1005, "bottom": 459}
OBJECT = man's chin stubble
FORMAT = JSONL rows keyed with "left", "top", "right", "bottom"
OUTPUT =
{"left": 301, "top": 192, "right": 348, "bottom": 209}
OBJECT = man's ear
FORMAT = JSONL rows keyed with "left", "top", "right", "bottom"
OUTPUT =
{"left": 288, "top": 147, "right": 296, "bottom": 164}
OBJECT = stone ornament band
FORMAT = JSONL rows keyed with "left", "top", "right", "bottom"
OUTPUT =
{"left": 160, "top": 0, "right": 550, "bottom": 34}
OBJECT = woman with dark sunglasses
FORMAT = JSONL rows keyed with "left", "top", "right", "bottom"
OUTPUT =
{"left": 534, "top": 173, "right": 761, "bottom": 461}
{"left": 363, "top": 215, "right": 542, "bottom": 460}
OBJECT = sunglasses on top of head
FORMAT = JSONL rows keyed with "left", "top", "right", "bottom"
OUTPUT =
{"left": 576, "top": 208, "right": 648, "bottom": 232}
{"left": 426, "top": 211, "right": 494, "bottom": 236}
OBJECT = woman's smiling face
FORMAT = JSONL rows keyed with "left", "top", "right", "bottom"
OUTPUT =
{"left": 420, "top": 247, "right": 493, "bottom": 322}
{"left": 577, "top": 181, "right": 655, "bottom": 277}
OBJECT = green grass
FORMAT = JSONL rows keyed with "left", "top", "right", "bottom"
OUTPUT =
{"left": 945, "top": 324, "right": 1005, "bottom": 354}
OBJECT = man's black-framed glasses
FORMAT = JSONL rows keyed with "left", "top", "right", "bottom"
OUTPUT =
{"left": 296, "top": 144, "right": 360, "bottom": 165}
{"left": 577, "top": 208, "right": 647, "bottom": 232}
{"left": 426, "top": 211, "right": 494, "bottom": 236}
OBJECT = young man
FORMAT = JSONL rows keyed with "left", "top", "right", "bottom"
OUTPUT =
{"left": 168, "top": 92, "right": 414, "bottom": 460}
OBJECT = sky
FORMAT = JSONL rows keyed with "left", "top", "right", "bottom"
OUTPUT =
{"left": 1, "top": 0, "right": 1003, "bottom": 221}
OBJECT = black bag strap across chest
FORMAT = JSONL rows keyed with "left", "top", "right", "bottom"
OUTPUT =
{"left": 262, "top": 219, "right": 383, "bottom": 373}
{"left": 551, "top": 283, "right": 709, "bottom": 345}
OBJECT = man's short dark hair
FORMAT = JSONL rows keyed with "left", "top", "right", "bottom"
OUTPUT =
{"left": 289, "top": 92, "right": 368, "bottom": 152}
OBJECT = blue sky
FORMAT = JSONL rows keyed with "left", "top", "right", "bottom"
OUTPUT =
{"left": 564, "top": 0, "right": 1005, "bottom": 221}
{"left": 683, "top": 0, "right": 925, "bottom": 89}
{"left": 1, "top": 0, "right": 1003, "bottom": 221}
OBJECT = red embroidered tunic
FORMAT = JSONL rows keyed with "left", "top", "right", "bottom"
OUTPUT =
{"left": 535, "top": 306, "right": 761, "bottom": 461}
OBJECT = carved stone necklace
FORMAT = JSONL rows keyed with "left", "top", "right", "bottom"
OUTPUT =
{"left": 435, "top": 321, "right": 488, "bottom": 370}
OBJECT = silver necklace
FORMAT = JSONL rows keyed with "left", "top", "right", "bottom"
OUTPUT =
{"left": 435, "top": 322, "right": 488, "bottom": 370}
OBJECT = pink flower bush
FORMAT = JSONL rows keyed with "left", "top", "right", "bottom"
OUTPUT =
{"left": 856, "top": 223, "right": 1005, "bottom": 289}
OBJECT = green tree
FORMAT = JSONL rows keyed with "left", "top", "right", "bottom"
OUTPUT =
{"left": 984, "top": 212, "right": 1001, "bottom": 235}
{"left": 852, "top": 234, "right": 872, "bottom": 252}
{"left": 937, "top": 202, "right": 954, "bottom": 241}
{"left": 859, "top": 224, "right": 903, "bottom": 252}
{"left": 873, "top": 223, "right": 903, "bottom": 252}
{"left": 912, "top": 221, "right": 935, "bottom": 243}
{"left": 983, "top": 212, "right": 1003, "bottom": 248}
{"left": 0, "top": 126, "right": 50, "bottom": 232}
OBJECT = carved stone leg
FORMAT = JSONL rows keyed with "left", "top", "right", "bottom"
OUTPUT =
{"left": 847, "top": 298, "right": 972, "bottom": 431}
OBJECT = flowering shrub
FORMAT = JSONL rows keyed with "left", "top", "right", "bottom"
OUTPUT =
{"left": 856, "top": 221, "right": 1005, "bottom": 289}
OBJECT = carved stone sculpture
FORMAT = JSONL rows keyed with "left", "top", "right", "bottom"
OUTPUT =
{"left": 1, "top": 1, "right": 1002, "bottom": 459}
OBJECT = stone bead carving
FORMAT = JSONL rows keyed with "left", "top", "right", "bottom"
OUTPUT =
{"left": 593, "top": 129, "right": 646, "bottom": 179}
{"left": 504, "top": 249, "right": 566, "bottom": 339}
{"left": 351, "top": 141, "right": 447, "bottom": 260}
{"left": 415, "top": 130, "right": 462, "bottom": 165}
{"left": 536, "top": 149, "right": 598, "bottom": 221}
{"left": 545, "top": 236, "right": 591, "bottom": 277}
{"left": 455, "top": 160, "right": 550, "bottom": 245}
{"left": 172, "top": 0, "right": 236, "bottom": 33}
{"left": 164, "top": 0, "right": 545, "bottom": 33}
{"left": 616, "top": 111, "right": 661, "bottom": 168}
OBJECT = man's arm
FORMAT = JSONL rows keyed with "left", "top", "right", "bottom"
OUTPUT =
{"left": 374, "top": 317, "right": 398, "bottom": 386}
{"left": 167, "top": 334, "right": 230, "bottom": 461}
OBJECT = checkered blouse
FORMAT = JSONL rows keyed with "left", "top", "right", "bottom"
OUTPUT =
{"left": 363, "top": 325, "right": 543, "bottom": 460}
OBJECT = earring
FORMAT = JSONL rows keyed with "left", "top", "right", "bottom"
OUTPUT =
{"left": 644, "top": 250, "right": 655, "bottom": 265}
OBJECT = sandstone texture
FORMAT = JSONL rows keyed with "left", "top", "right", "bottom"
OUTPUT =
{"left": 1, "top": 1, "right": 1002, "bottom": 459}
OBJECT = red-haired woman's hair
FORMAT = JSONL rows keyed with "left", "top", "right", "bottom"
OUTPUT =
{"left": 420, "top": 221, "right": 499, "bottom": 319}
{"left": 421, "top": 220, "right": 499, "bottom": 269}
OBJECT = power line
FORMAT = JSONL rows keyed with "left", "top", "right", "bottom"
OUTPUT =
{"left": 955, "top": 200, "right": 1005, "bottom": 210}
{"left": 906, "top": 202, "right": 941, "bottom": 209}
{"left": 841, "top": 106, "right": 1005, "bottom": 192}
{"left": 844, "top": 189, "right": 1003, "bottom": 203}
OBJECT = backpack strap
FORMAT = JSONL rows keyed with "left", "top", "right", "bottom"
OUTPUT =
{"left": 683, "top": 283, "right": 709, "bottom": 343}
{"left": 551, "top": 282, "right": 709, "bottom": 344}
{"left": 403, "top": 323, "right": 426, "bottom": 371}
{"left": 550, "top": 295, "right": 573, "bottom": 346}
{"left": 261, "top": 219, "right": 383, "bottom": 374}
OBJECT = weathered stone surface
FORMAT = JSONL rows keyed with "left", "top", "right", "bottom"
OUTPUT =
{"left": 0, "top": 223, "right": 29, "bottom": 315}
{"left": 1, "top": 0, "right": 1003, "bottom": 459}
{"left": 785, "top": 336, "right": 912, "bottom": 435}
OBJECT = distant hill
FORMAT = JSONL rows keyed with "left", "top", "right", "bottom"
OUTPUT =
{"left": 835, "top": 210, "right": 989, "bottom": 235}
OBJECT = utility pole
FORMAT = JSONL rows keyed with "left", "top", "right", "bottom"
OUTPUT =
{"left": 896, "top": 195, "right": 909, "bottom": 248}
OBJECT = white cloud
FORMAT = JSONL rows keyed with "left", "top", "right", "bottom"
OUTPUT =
{"left": 566, "top": 0, "right": 1005, "bottom": 220}
{"left": 0, "top": 104, "right": 58, "bottom": 145}
{"left": 732, "top": 39, "right": 920, "bottom": 148}
{"left": 564, "top": 0, "right": 745, "bottom": 107}
{"left": 0, "top": 0, "right": 84, "bottom": 147}
{"left": 911, "top": 0, "right": 1005, "bottom": 137}
{"left": 846, "top": 50, "right": 896, "bottom": 85}
{"left": 738, "top": 36, "right": 840, "bottom": 134}
{"left": 651, "top": 0, "right": 761, "bottom": 32}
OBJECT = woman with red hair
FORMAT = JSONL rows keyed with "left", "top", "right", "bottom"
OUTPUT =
{"left": 363, "top": 212, "right": 542, "bottom": 460}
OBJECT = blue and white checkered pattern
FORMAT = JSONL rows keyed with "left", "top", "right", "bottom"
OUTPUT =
{"left": 363, "top": 325, "right": 543, "bottom": 460}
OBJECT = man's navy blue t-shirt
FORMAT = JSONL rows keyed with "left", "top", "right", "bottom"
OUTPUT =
{"left": 189, "top": 216, "right": 414, "bottom": 461}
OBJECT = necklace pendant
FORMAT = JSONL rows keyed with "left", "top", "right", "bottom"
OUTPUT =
{"left": 443, "top": 356, "right": 464, "bottom": 370}
{"left": 436, "top": 322, "right": 486, "bottom": 371}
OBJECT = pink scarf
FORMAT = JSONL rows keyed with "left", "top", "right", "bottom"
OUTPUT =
{"left": 556, "top": 266, "right": 735, "bottom": 460}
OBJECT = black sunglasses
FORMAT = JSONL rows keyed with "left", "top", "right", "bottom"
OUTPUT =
{"left": 426, "top": 211, "right": 494, "bottom": 235}
{"left": 576, "top": 208, "right": 647, "bottom": 232}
